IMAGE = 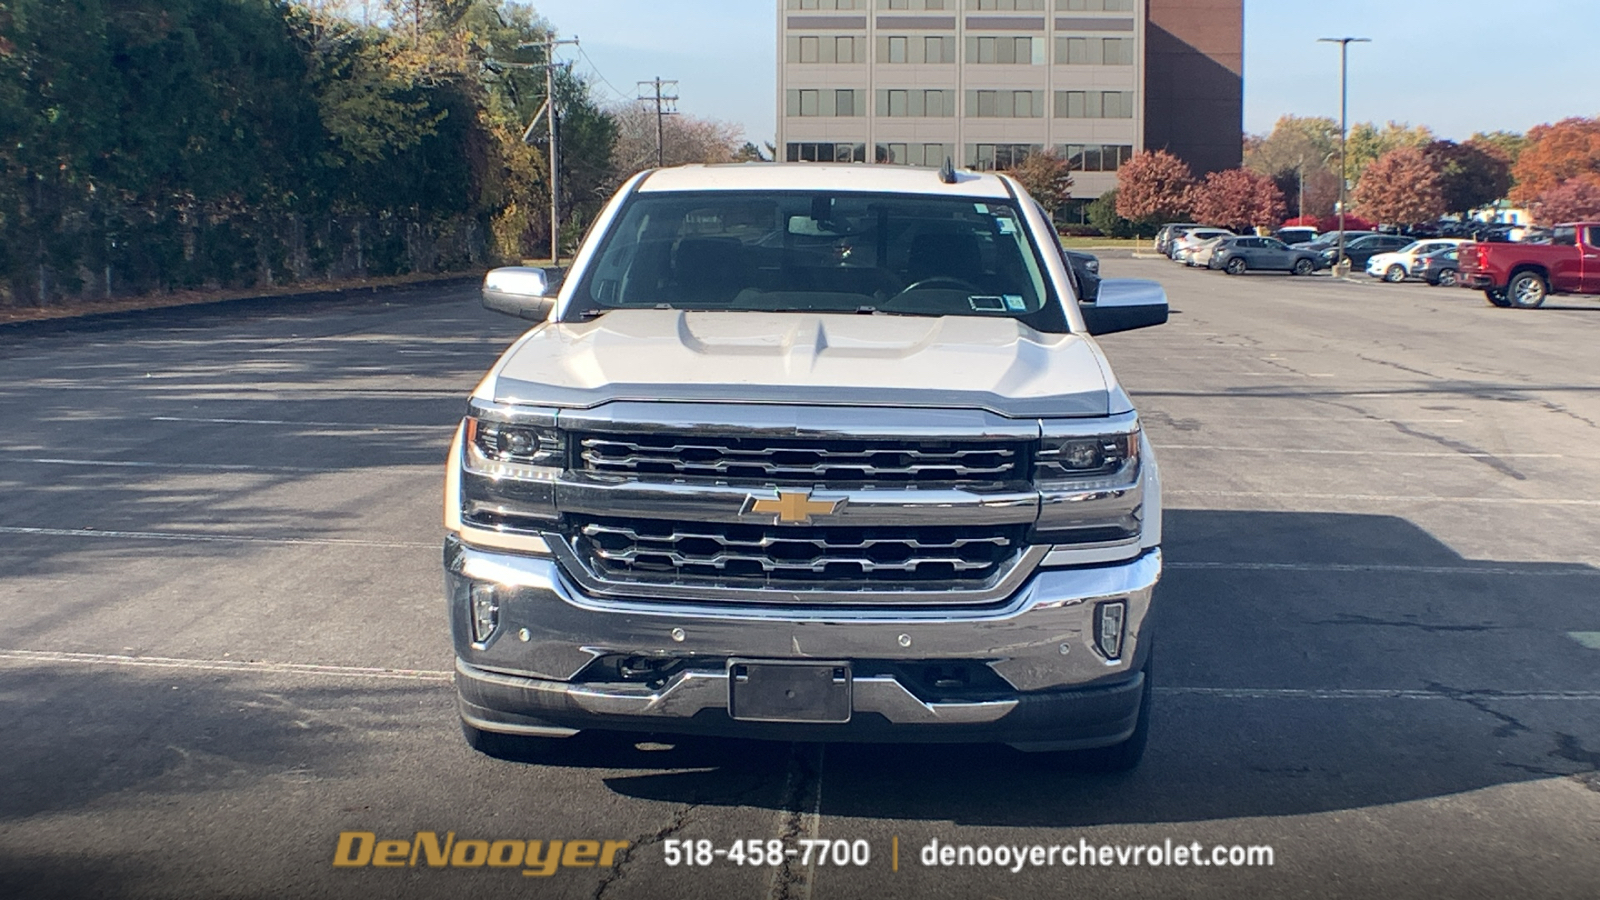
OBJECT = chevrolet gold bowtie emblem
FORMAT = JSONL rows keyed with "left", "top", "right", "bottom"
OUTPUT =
{"left": 744, "top": 490, "right": 845, "bottom": 525}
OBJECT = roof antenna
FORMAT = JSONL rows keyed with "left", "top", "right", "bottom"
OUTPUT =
{"left": 938, "top": 156, "right": 957, "bottom": 184}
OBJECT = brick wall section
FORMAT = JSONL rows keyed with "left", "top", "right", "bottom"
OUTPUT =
{"left": 1143, "top": 0, "right": 1243, "bottom": 176}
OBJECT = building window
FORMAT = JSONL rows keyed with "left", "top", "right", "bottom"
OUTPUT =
{"left": 969, "top": 0, "right": 1045, "bottom": 10}
{"left": 1056, "top": 36, "right": 1134, "bottom": 65}
{"left": 877, "top": 142, "right": 955, "bottom": 166}
{"left": 968, "top": 36, "right": 1042, "bottom": 65}
{"left": 787, "top": 89, "right": 868, "bottom": 116}
{"left": 876, "top": 89, "right": 957, "bottom": 116}
{"left": 1053, "top": 90, "right": 1134, "bottom": 118}
{"left": 789, "top": 35, "right": 865, "bottom": 64}
{"left": 967, "top": 90, "right": 1044, "bottom": 118}
{"left": 878, "top": 0, "right": 947, "bottom": 7}
{"left": 787, "top": 0, "right": 865, "bottom": 9}
{"left": 1056, "top": 143, "right": 1134, "bottom": 171}
{"left": 966, "top": 143, "right": 1042, "bottom": 170}
{"left": 877, "top": 34, "right": 956, "bottom": 63}
{"left": 1054, "top": 0, "right": 1131, "bottom": 10}
{"left": 787, "top": 142, "right": 869, "bottom": 162}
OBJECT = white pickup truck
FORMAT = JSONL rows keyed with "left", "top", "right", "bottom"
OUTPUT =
{"left": 445, "top": 163, "right": 1167, "bottom": 769}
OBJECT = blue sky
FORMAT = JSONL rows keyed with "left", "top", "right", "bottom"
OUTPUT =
{"left": 532, "top": 0, "right": 1600, "bottom": 144}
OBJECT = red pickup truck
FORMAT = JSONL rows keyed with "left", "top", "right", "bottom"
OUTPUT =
{"left": 1459, "top": 222, "right": 1600, "bottom": 308}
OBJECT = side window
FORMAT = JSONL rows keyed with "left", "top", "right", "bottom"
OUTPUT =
{"left": 1588, "top": 227, "right": 1600, "bottom": 247}
{"left": 1553, "top": 226, "right": 1577, "bottom": 246}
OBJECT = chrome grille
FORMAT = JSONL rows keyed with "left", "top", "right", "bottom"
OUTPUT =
{"left": 569, "top": 516, "right": 1024, "bottom": 589}
{"left": 576, "top": 433, "right": 1027, "bottom": 486}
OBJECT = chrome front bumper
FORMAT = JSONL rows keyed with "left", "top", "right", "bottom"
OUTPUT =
{"left": 446, "top": 537, "right": 1160, "bottom": 746}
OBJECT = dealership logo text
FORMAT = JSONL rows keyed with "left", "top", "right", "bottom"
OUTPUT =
{"left": 333, "top": 831, "right": 630, "bottom": 876}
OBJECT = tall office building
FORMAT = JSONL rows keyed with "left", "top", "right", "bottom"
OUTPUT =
{"left": 775, "top": 0, "right": 1242, "bottom": 201}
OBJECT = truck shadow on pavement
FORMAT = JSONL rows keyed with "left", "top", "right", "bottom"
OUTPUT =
{"left": 579, "top": 509, "right": 1600, "bottom": 825}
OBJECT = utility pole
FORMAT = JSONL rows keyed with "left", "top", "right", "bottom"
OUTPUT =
{"left": 637, "top": 77, "right": 679, "bottom": 168}
{"left": 515, "top": 35, "right": 580, "bottom": 265}
{"left": 1319, "top": 36, "right": 1370, "bottom": 277}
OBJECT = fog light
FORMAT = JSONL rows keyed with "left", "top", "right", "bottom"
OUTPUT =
{"left": 470, "top": 583, "right": 500, "bottom": 644}
{"left": 1095, "top": 600, "right": 1126, "bottom": 660}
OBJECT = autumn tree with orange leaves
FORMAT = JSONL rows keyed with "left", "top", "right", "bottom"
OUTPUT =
{"left": 1508, "top": 117, "right": 1600, "bottom": 206}
{"left": 1353, "top": 147, "right": 1446, "bottom": 225}
{"left": 1115, "top": 150, "right": 1195, "bottom": 224}
{"left": 1187, "top": 169, "right": 1286, "bottom": 231}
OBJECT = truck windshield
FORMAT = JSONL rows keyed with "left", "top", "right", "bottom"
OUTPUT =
{"left": 567, "top": 191, "right": 1065, "bottom": 329}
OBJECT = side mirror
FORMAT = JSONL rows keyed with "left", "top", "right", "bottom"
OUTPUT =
{"left": 1080, "top": 278, "right": 1169, "bottom": 336}
{"left": 482, "top": 266, "right": 564, "bottom": 322}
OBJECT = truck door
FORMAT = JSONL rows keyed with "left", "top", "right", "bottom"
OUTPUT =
{"left": 1584, "top": 227, "right": 1600, "bottom": 293}
{"left": 1550, "top": 226, "right": 1582, "bottom": 291}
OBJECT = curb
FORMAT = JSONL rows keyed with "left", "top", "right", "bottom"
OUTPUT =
{"left": 0, "top": 274, "right": 481, "bottom": 338}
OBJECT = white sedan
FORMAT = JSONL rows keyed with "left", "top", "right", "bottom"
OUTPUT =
{"left": 1171, "top": 228, "right": 1235, "bottom": 265}
{"left": 1366, "top": 239, "right": 1466, "bottom": 282}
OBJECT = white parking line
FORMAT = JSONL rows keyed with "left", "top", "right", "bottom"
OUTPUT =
{"left": 1159, "top": 445, "right": 1562, "bottom": 459}
{"left": 151, "top": 416, "right": 443, "bottom": 429}
{"left": 0, "top": 525, "right": 433, "bottom": 549}
{"left": 1167, "top": 561, "right": 1600, "bottom": 577}
{"left": 1169, "top": 490, "right": 1600, "bottom": 507}
{"left": 1160, "top": 687, "right": 1600, "bottom": 701}
{"left": 0, "top": 649, "right": 451, "bottom": 681}
{"left": 6, "top": 457, "right": 337, "bottom": 473}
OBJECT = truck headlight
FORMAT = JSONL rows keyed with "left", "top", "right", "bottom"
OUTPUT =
{"left": 465, "top": 416, "right": 565, "bottom": 480}
{"left": 1035, "top": 428, "right": 1138, "bottom": 487}
{"left": 1033, "top": 419, "right": 1143, "bottom": 547}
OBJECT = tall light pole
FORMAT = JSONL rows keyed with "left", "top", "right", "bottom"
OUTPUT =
{"left": 1319, "top": 36, "right": 1369, "bottom": 277}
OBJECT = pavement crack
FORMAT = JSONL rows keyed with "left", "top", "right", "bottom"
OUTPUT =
{"left": 1538, "top": 399, "right": 1600, "bottom": 430}
{"left": 1424, "top": 682, "right": 1532, "bottom": 738}
{"left": 1551, "top": 733, "right": 1600, "bottom": 768}
{"left": 1310, "top": 614, "right": 1493, "bottom": 633}
{"left": 592, "top": 803, "right": 699, "bottom": 900}
{"left": 1385, "top": 419, "right": 1527, "bottom": 481}
{"left": 768, "top": 743, "right": 826, "bottom": 900}
{"left": 1356, "top": 354, "right": 1442, "bottom": 380}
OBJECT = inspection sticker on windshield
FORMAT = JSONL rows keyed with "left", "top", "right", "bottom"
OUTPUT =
{"left": 995, "top": 218, "right": 1017, "bottom": 235}
{"left": 1003, "top": 295, "right": 1026, "bottom": 311}
{"left": 973, "top": 203, "right": 989, "bottom": 214}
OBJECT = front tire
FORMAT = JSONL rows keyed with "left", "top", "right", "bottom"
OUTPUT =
{"left": 1384, "top": 264, "right": 1407, "bottom": 283}
{"left": 1292, "top": 258, "right": 1314, "bottom": 276}
{"left": 1225, "top": 257, "right": 1247, "bottom": 276}
{"left": 1484, "top": 288, "right": 1511, "bottom": 307}
{"left": 1507, "top": 271, "right": 1548, "bottom": 309}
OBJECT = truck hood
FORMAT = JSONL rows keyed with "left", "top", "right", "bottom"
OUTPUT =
{"left": 488, "top": 309, "right": 1119, "bottom": 418}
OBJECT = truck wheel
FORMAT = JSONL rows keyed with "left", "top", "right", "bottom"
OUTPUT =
{"left": 1292, "top": 258, "right": 1314, "bottom": 276}
{"left": 1225, "top": 257, "right": 1247, "bottom": 276}
{"left": 1384, "top": 264, "right": 1407, "bottom": 283}
{"left": 1507, "top": 271, "right": 1548, "bottom": 309}
{"left": 1484, "top": 288, "right": 1511, "bottom": 308}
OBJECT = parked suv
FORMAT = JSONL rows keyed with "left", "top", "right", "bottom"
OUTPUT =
{"left": 449, "top": 165, "right": 1168, "bottom": 769}
{"left": 1209, "top": 236, "right": 1320, "bottom": 275}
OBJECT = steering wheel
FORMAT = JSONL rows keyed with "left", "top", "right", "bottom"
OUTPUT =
{"left": 893, "top": 276, "right": 980, "bottom": 298}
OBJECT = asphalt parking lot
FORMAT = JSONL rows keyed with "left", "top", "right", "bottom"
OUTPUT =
{"left": 2, "top": 261, "right": 1598, "bottom": 900}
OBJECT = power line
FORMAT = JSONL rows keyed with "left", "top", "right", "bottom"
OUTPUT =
{"left": 637, "top": 77, "right": 680, "bottom": 168}
{"left": 577, "top": 45, "right": 631, "bottom": 104}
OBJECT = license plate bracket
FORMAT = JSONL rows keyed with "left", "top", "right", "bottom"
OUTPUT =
{"left": 727, "top": 660, "right": 851, "bottom": 724}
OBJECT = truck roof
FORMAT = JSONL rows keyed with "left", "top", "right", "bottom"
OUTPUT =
{"left": 636, "top": 163, "right": 1016, "bottom": 200}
